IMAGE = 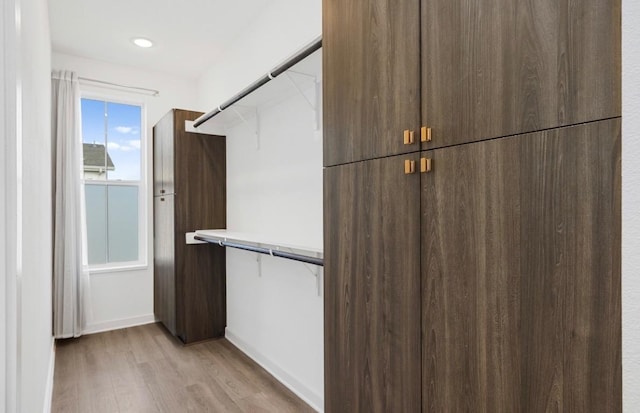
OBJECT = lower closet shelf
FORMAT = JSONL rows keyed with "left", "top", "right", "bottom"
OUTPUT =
{"left": 187, "top": 229, "right": 323, "bottom": 267}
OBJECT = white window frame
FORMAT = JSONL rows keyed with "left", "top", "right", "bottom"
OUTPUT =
{"left": 80, "top": 91, "right": 148, "bottom": 272}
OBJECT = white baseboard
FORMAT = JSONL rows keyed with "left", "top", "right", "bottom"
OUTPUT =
{"left": 43, "top": 337, "right": 55, "bottom": 413}
{"left": 82, "top": 314, "right": 156, "bottom": 335}
{"left": 225, "top": 328, "right": 323, "bottom": 412}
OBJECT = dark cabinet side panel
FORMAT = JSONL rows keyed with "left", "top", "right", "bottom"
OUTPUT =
{"left": 174, "top": 110, "right": 227, "bottom": 343}
{"left": 161, "top": 112, "right": 176, "bottom": 196}
{"left": 422, "top": 119, "right": 621, "bottom": 412}
{"left": 323, "top": 0, "right": 421, "bottom": 166}
{"left": 153, "top": 110, "right": 173, "bottom": 197}
{"left": 324, "top": 154, "right": 421, "bottom": 412}
{"left": 422, "top": 0, "right": 621, "bottom": 149}
{"left": 154, "top": 195, "right": 176, "bottom": 335}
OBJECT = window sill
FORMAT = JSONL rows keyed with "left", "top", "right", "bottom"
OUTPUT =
{"left": 88, "top": 263, "right": 148, "bottom": 275}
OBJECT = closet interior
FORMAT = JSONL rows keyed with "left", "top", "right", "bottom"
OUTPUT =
{"left": 154, "top": 40, "right": 325, "bottom": 409}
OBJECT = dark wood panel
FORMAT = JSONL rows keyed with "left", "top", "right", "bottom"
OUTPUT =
{"left": 154, "top": 195, "right": 176, "bottom": 336}
{"left": 175, "top": 243, "right": 226, "bottom": 344}
{"left": 324, "top": 154, "right": 421, "bottom": 412}
{"left": 421, "top": 138, "right": 523, "bottom": 412}
{"left": 153, "top": 110, "right": 173, "bottom": 196}
{"left": 561, "top": 120, "right": 622, "bottom": 412}
{"left": 422, "top": 0, "right": 621, "bottom": 149}
{"left": 153, "top": 109, "right": 227, "bottom": 345}
{"left": 173, "top": 110, "right": 227, "bottom": 344}
{"left": 422, "top": 119, "right": 621, "bottom": 411}
{"left": 323, "top": 0, "right": 421, "bottom": 166}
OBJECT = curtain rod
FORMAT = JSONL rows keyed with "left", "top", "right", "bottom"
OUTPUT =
{"left": 78, "top": 77, "right": 160, "bottom": 97}
{"left": 193, "top": 35, "right": 322, "bottom": 128}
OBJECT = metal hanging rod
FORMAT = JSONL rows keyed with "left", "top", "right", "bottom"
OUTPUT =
{"left": 193, "top": 36, "right": 322, "bottom": 128}
{"left": 194, "top": 236, "right": 324, "bottom": 267}
{"left": 78, "top": 77, "right": 160, "bottom": 97}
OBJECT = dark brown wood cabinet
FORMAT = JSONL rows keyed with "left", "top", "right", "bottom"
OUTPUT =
{"left": 421, "top": 120, "right": 621, "bottom": 412}
{"left": 421, "top": 0, "right": 621, "bottom": 150}
{"left": 323, "top": 0, "right": 621, "bottom": 411}
{"left": 323, "top": 0, "right": 621, "bottom": 167}
{"left": 322, "top": 0, "right": 420, "bottom": 167}
{"left": 153, "top": 109, "right": 227, "bottom": 344}
{"left": 324, "top": 121, "right": 622, "bottom": 412}
{"left": 324, "top": 154, "right": 421, "bottom": 412}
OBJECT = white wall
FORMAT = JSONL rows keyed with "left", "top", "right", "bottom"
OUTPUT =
{"left": 197, "top": 0, "right": 322, "bottom": 110}
{"left": 51, "top": 52, "right": 199, "bottom": 333}
{"left": 224, "top": 82, "right": 324, "bottom": 410}
{"left": 622, "top": 1, "right": 640, "bottom": 410}
{"left": 1, "top": 9, "right": 7, "bottom": 408}
{"left": 14, "top": 0, "right": 56, "bottom": 411}
{"left": 196, "top": 0, "right": 323, "bottom": 410}
{"left": 1, "top": 1, "right": 19, "bottom": 411}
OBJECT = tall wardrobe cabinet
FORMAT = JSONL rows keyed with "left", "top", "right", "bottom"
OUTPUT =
{"left": 323, "top": 0, "right": 621, "bottom": 411}
{"left": 153, "top": 109, "right": 227, "bottom": 344}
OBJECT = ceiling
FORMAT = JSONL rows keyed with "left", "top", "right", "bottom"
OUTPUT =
{"left": 49, "top": 0, "right": 274, "bottom": 79}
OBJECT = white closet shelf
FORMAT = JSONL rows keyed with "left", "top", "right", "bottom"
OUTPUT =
{"left": 187, "top": 229, "right": 323, "bottom": 266}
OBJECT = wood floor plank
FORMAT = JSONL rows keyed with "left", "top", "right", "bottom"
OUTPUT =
{"left": 185, "top": 382, "right": 243, "bottom": 413}
{"left": 52, "top": 323, "right": 312, "bottom": 413}
{"left": 126, "top": 323, "right": 167, "bottom": 364}
{"left": 51, "top": 340, "right": 79, "bottom": 404}
{"left": 110, "top": 351, "right": 159, "bottom": 413}
{"left": 75, "top": 346, "right": 120, "bottom": 413}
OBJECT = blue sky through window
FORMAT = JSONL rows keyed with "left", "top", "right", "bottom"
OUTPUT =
{"left": 81, "top": 98, "right": 141, "bottom": 181}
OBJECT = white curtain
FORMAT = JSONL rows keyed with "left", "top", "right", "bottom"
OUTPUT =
{"left": 51, "top": 70, "right": 91, "bottom": 338}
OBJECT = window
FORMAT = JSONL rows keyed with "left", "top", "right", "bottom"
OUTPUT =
{"left": 81, "top": 97, "right": 144, "bottom": 267}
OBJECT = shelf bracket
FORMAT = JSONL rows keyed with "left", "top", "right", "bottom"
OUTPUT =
{"left": 284, "top": 72, "right": 320, "bottom": 131}
{"left": 278, "top": 247, "right": 323, "bottom": 296}
{"left": 314, "top": 78, "right": 321, "bottom": 133}
{"left": 256, "top": 253, "right": 262, "bottom": 277}
{"left": 230, "top": 106, "right": 261, "bottom": 150}
{"left": 315, "top": 265, "right": 323, "bottom": 297}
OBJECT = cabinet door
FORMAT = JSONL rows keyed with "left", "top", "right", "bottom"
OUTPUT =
{"left": 173, "top": 119, "right": 227, "bottom": 343}
{"left": 324, "top": 154, "right": 421, "bottom": 412}
{"left": 323, "top": 0, "right": 420, "bottom": 167}
{"left": 154, "top": 195, "right": 176, "bottom": 335}
{"left": 421, "top": 0, "right": 621, "bottom": 150}
{"left": 153, "top": 111, "right": 173, "bottom": 196}
{"left": 422, "top": 119, "right": 621, "bottom": 411}
{"left": 161, "top": 114, "right": 175, "bottom": 196}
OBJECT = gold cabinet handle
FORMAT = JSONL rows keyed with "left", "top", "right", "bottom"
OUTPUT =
{"left": 403, "top": 130, "right": 415, "bottom": 145}
{"left": 421, "top": 127, "right": 432, "bottom": 142}
{"left": 420, "top": 158, "right": 432, "bottom": 173}
{"left": 404, "top": 159, "right": 416, "bottom": 174}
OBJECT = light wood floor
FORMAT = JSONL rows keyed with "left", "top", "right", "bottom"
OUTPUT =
{"left": 51, "top": 323, "right": 315, "bottom": 413}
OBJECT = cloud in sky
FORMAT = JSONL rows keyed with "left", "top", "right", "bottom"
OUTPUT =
{"left": 115, "top": 126, "right": 133, "bottom": 134}
{"left": 114, "top": 126, "right": 139, "bottom": 135}
{"left": 107, "top": 141, "right": 137, "bottom": 152}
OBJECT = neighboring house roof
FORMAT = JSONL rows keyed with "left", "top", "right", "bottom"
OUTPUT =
{"left": 83, "top": 143, "right": 115, "bottom": 171}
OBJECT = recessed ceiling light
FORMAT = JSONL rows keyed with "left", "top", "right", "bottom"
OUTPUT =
{"left": 132, "top": 38, "right": 153, "bottom": 48}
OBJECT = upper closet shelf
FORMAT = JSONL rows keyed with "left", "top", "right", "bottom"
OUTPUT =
{"left": 189, "top": 36, "right": 322, "bottom": 136}
{"left": 187, "top": 229, "right": 323, "bottom": 267}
